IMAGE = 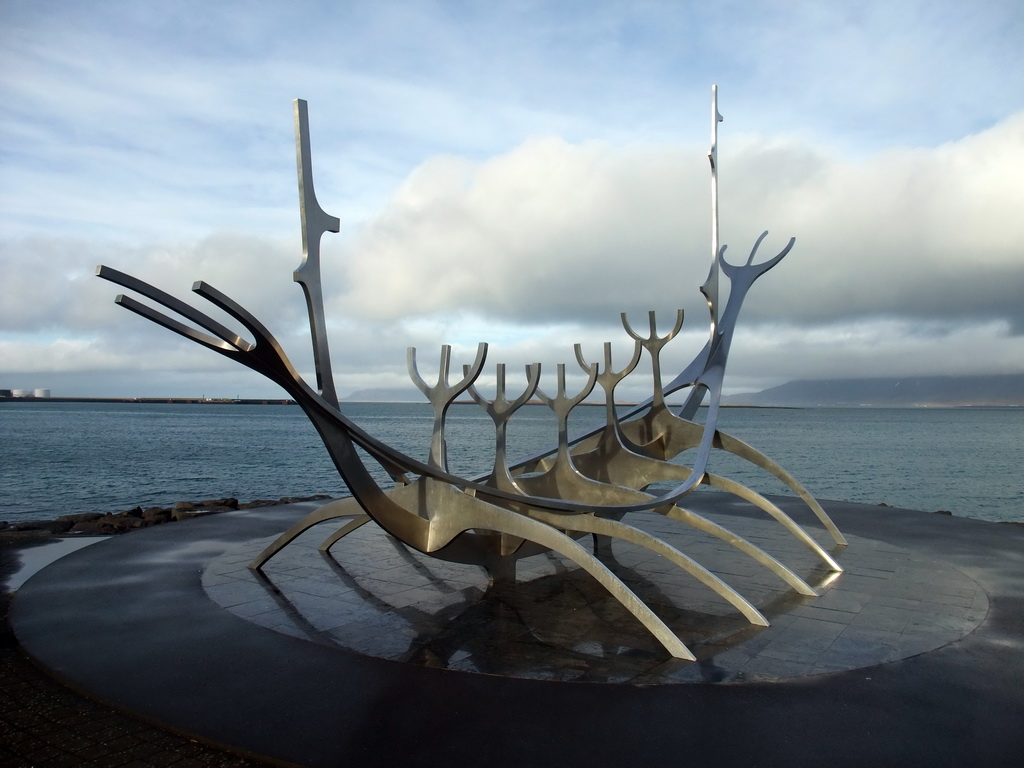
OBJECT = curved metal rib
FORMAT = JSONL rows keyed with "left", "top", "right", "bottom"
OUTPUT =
{"left": 420, "top": 488, "right": 697, "bottom": 660}
{"left": 617, "top": 407, "right": 846, "bottom": 548}
{"left": 564, "top": 409, "right": 842, "bottom": 574}
{"left": 97, "top": 266, "right": 254, "bottom": 354}
{"left": 662, "top": 504, "right": 818, "bottom": 596}
{"left": 528, "top": 509, "right": 768, "bottom": 627}
{"left": 498, "top": 382, "right": 820, "bottom": 603}
{"left": 319, "top": 513, "right": 371, "bottom": 553}
{"left": 712, "top": 431, "right": 848, "bottom": 547}
{"left": 516, "top": 453, "right": 818, "bottom": 599}
{"left": 706, "top": 473, "right": 843, "bottom": 572}
{"left": 250, "top": 496, "right": 367, "bottom": 570}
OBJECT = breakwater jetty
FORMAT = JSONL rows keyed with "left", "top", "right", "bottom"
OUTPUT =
{"left": 0, "top": 395, "right": 296, "bottom": 405}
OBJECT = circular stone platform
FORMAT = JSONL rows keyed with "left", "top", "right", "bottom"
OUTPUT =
{"left": 11, "top": 494, "right": 1024, "bottom": 767}
{"left": 205, "top": 513, "right": 985, "bottom": 684}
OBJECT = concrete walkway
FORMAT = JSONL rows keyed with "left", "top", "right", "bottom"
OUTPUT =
{"left": 8, "top": 495, "right": 1024, "bottom": 767}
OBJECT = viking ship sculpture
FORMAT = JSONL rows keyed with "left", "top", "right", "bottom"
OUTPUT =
{"left": 98, "top": 88, "right": 846, "bottom": 660}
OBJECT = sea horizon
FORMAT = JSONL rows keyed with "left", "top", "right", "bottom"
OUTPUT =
{"left": 3, "top": 395, "right": 1022, "bottom": 409}
{"left": 2, "top": 401, "right": 1021, "bottom": 527}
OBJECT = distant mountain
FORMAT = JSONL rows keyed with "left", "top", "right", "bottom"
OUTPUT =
{"left": 341, "top": 386, "right": 421, "bottom": 403}
{"left": 726, "top": 374, "right": 1024, "bottom": 407}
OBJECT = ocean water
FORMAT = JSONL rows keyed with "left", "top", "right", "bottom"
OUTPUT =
{"left": 1, "top": 401, "right": 1021, "bottom": 525}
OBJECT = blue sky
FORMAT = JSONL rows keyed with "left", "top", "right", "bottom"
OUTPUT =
{"left": 1, "top": 0, "right": 1022, "bottom": 399}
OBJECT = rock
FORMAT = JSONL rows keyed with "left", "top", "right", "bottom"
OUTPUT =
{"left": 6, "top": 494, "right": 326, "bottom": 539}
{"left": 56, "top": 512, "right": 103, "bottom": 524}
{"left": 199, "top": 506, "right": 233, "bottom": 515}
{"left": 81, "top": 514, "right": 146, "bottom": 533}
{"left": 933, "top": 510, "right": 953, "bottom": 516}
{"left": 142, "top": 507, "right": 172, "bottom": 522}
{"left": 238, "top": 499, "right": 279, "bottom": 509}
{"left": 70, "top": 520, "right": 108, "bottom": 535}
{"left": 12, "top": 519, "right": 73, "bottom": 534}
{"left": 199, "top": 498, "right": 238, "bottom": 509}
{"left": 279, "top": 494, "right": 331, "bottom": 504}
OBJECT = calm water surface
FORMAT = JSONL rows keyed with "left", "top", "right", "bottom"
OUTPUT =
{"left": 1, "top": 401, "right": 1021, "bottom": 524}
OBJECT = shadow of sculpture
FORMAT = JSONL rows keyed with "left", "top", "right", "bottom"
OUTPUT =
{"left": 240, "top": 515, "right": 840, "bottom": 682}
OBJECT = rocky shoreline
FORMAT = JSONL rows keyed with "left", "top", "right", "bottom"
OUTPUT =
{"left": 4, "top": 495, "right": 1020, "bottom": 541}
{"left": 0, "top": 494, "right": 333, "bottom": 539}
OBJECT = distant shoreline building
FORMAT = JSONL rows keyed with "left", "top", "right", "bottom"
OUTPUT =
{"left": 1, "top": 388, "right": 50, "bottom": 399}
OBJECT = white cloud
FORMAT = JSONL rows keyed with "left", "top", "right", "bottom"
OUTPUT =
{"left": 330, "top": 112, "right": 1024, "bottom": 333}
{"left": 334, "top": 136, "right": 708, "bottom": 325}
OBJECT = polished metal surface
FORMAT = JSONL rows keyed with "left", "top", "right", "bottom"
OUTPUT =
{"left": 408, "top": 343, "right": 488, "bottom": 470}
{"left": 97, "top": 88, "right": 846, "bottom": 659}
{"left": 293, "top": 100, "right": 342, "bottom": 409}
{"left": 706, "top": 83, "right": 724, "bottom": 334}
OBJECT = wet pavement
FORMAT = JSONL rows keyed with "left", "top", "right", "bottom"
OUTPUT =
{"left": 8, "top": 494, "right": 1024, "bottom": 767}
{"left": 0, "top": 541, "right": 267, "bottom": 767}
{"left": 207, "top": 510, "right": 986, "bottom": 683}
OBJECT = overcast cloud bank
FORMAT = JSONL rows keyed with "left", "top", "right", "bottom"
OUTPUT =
{"left": 3, "top": 111, "right": 1023, "bottom": 400}
{"left": 1, "top": 1, "right": 1022, "bottom": 400}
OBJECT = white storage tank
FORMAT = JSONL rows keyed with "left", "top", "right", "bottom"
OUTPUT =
{"left": 33, "top": 388, "right": 51, "bottom": 398}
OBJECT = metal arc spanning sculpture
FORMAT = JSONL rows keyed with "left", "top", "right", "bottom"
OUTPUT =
{"left": 98, "top": 88, "right": 846, "bottom": 660}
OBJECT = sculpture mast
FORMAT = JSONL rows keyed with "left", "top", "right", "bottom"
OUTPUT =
{"left": 706, "top": 84, "right": 724, "bottom": 334}
{"left": 293, "top": 99, "right": 341, "bottom": 409}
{"left": 678, "top": 85, "right": 725, "bottom": 423}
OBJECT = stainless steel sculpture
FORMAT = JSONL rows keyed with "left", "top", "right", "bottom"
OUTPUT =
{"left": 97, "top": 87, "right": 845, "bottom": 660}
